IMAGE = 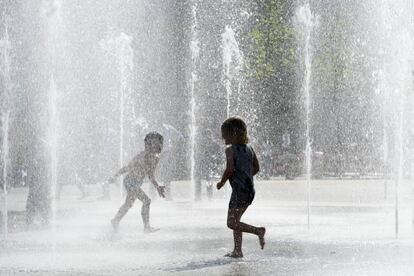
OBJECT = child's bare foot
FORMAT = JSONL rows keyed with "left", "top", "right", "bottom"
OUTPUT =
{"left": 224, "top": 251, "right": 243, "bottom": 258}
{"left": 111, "top": 219, "right": 118, "bottom": 232}
{"left": 258, "top": 227, "right": 266, "bottom": 249}
{"left": 144, "top": 227, "right": 160, "bottom": 234}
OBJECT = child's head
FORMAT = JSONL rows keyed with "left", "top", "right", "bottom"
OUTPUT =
{"left": 144, "top": 132, "right": 164, "bottom": 153}
{"left": 221, "top": 117, "right": 248, "bottom": 145}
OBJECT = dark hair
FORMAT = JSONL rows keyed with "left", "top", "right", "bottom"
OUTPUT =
{"left": 221, "top": 117, "right": 249, "bottom": 144}
{"left": 144, "top": 131, "right": 164, "bottom": 152}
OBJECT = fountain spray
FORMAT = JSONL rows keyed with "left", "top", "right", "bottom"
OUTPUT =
{"left": 296, "top": 2, "right": 315, "bottom": 230}
{"left": 1, "top": 16, "right": 11, "bottom": 240}
{"left": 189, "top": 0, "right": 199, "bottom": 200}
{"left": 222, "top": 25, "right": 244, "bottom": 118}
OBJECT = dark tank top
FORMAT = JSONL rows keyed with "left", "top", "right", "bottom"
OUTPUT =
{"left": 230, "top": 144, "right": 254, "bottom": 193}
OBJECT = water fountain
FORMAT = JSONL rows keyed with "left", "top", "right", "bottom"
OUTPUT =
{"left": 0, "top": 16, "right": 11, "bottom": 240}
{"left": 375, "top": 0, "right": 414, "bottom": 237}
{"left": 189, "top": 0, "right": 200, "bottom": 200}
{"left": 221, "top": 25, "right": 244, "bottom": 118}
{"left": 43, "top": 0, "right": 63, "bottom": 245}
{"left": 296, "top": 2, "right": 316, "bottom": 229}
{"left": 100, "top": 32, "right": 134, "bottom": 196}
{"left": 5, "top": 1, "right": 414, "bottom": 274}
{"left": 47, "top": 77, "right": 58, "bottom": 229}
{"left": 1, "top": 112, "right": 10, "bottom": 240}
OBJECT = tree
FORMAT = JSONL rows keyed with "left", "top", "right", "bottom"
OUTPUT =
{"left": 245, "top": 0, "right": 299, "bottom": 150}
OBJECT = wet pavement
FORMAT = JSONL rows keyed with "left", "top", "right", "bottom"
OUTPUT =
{"left": 1, "top": 179, "right": 414, "bottom": 275}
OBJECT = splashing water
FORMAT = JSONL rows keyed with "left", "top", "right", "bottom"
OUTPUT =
{"left": 0, "top": 17, "right": 11, "bottom": 240}
{"left": 189, "top": 0, "right": 199, "bottom": 200}
{"left": 221, "top": 25, "right": 244, "bottom": 118}
{"left": 1, "top": 112, "right": 10, "bottom": 240}
{"left": 296, "top": 2, "right": 316, "bottom": 229}
{"left": 43, "top": 0, "right": 63, "bottom": 249}
{"left": 100, "top": 32, "right": 134, "bottom": 196}
{"left": 47, "top": 78, "right": 58, "bottom": 235}
{"left": 375, "top": 0, "right": 414, "bottom": 237}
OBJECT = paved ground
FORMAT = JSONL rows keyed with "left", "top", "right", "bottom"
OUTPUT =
{"left": 1, "top": 179, "right": 414, "bottom": 275}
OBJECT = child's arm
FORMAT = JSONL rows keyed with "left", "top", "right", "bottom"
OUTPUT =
{"left": 252, "top": 148, "right": 260, "bottom": 176}
{"left": 108, "top": 166, "right": 128, "bottom": 183}
{"left": 146, "top": 156, "right": 165, "bottom": 198}
{"left": 108, "top": 154, "right": 139, "bottom": 183}
{"left": 217, "top": 147, "right": 235, "bottom": 190}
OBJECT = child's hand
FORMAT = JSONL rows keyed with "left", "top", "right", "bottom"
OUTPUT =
{"left": 216, "top": 181, "right": 225, "bottom": 190}
{"left": 157, "top": 186, "right": 166, "bottom": 198}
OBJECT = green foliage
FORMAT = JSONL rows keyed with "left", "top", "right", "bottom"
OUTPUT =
{"left": 247, "top": 0, "right": 297, "bottom": 81}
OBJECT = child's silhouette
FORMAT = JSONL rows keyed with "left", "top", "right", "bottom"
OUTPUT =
{"left": 109, "top": 132, "right": 165, "bottom": 233}
{"left": 217, "top": 117, "right": 266, "bottom": 258}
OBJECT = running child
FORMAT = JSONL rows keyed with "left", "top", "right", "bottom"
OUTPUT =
{"left": 109, "top": 132, "right": 165, "bottom": 233}
{"left": 217, "top": 117, "right": 266, "bottom": 258}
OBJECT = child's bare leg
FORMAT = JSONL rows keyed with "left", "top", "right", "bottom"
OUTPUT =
{"left": 227, "top": 208, "right": 257, "bottom": 234}
{"left": 112, "top": 192, "right": 137, "bottom": 229}
{"left": 227, "top": 208, "right": 246, "bottom": 257}
{"left": 136, "top": 188, "right": 155, "bottom": 232}
{"left": 227, "top": 208, "right": 266, "bottom": 252}
{"left": 233, "top": 208, "right": 245, "bottom": 256}
{"left": 232, "top": 230, "right": 243, "bottom": 256}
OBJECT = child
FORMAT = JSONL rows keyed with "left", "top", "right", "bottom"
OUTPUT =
{"left": 109, "top": 132, "right": 165, "bottom": 233}
{"left": 217, "top": 117, "right": 266, "bottom": 258}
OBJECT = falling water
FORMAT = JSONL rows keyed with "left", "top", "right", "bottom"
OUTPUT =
{"left": 221, "top": 25, "right": 243, "bottom": 118}
{"left": 1, "top": 112, "right": 10, "bottom": 240}
{"left": 43, "top": 0, "right": 63, "bottom": 246}
{"left": 47, "top": 78, "right": 58, "bottom": 232}
{"left": 376, "top": 0, "right": 414, "bottom": 237}
{"left": 0, "top": 18, "right": 11, "bottom": 240}
{"left": 393, "top": 26, "right": 412, "bottom": 237}
{"left": 189, "top": 0, "right": 199, "bottom": 198}
{"left": 296, "top": 2, "right": 315, "bottom": 229}
{"left": 0, "top": 19, "right": 11, "bottom": 99}
{"left": 382, "top": 95, "right": 389, "bottom": 200}
{"left": 100, "top": 33, "right": 134, "bottom": 196}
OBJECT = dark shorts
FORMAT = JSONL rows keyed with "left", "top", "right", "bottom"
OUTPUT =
{"left": 229, "top": 189, "right": 255, "bottom": 209}
{"left": 123, "top": 175, "right": 143, "bottom": 193}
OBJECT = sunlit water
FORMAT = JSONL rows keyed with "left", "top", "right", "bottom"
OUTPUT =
{"left": 222, "top": 25, "right": 243, "bottom": 118}
{"left": 0, "top": 17, "right": 11, "bottom": 240}
{"left": 189, "top": 0, "right": 200, "bottom": 200}
{"left": 296, "top": 2, "right": 316, "bottom": 229}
